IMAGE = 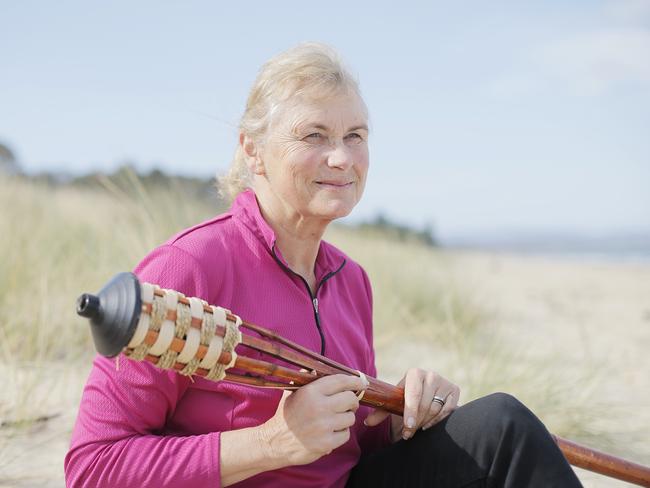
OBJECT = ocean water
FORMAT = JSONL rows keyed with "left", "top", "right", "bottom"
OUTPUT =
{"left": 443, "top": 233, "right": 650, "bottom": 265}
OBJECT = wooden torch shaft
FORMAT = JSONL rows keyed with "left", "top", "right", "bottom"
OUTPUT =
{"left": 138, "top": 328, "right": 405, "bottom": 413}
{"left": 552, "top": 435, "right": 650, "bottom": 487}
{"left": 134, "top": 309, "right": 648, "bottom": 486}
{"left": 140, "top": 330, "right": 319, "bottom": 385}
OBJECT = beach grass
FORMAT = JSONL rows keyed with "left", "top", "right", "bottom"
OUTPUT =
{"left": 1, "top": 173, "right": 647, "bottom": 487}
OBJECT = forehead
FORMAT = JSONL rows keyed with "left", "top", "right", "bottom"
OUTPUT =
{"left": 278, "top": 92, "right": 368, "bottom": 134}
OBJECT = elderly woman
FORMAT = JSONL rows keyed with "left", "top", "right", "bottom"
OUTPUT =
{"left": 65, "top": 44, "right": 581, "bottom": 487}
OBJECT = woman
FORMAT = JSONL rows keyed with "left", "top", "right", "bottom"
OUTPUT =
{"left": 65, "top": 43, "right": 582, "bottom": 487}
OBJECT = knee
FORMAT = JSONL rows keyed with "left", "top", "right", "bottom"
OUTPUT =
{"left": 481, "top": 392, "right": 529, "bottom": 419}
{"left": 473, "top": 392, "right": 540, "bottom": 434}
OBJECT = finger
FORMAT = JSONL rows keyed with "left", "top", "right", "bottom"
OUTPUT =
{"left": 422, "top": 386, "right": 460, "bottom": 430}
{"left": 426, "top": 395, "right": 444, "bottom": 422}
{"left": 311, "top": 374, "right": 368, "bottom": 396}
{"left": 424, "top": 378, "right": 450, "bottom": 422}
{"left": 364, "top": 407, "right": 389, "bottom": 427}
{"left": 332, "top": 411, "right": 356, "bottom": 432}
{"left": 421, "top": 387, "right": 451, "bottom": 430}
{"left": 328, "top": 390, "right": 361, "bottom": 413}
{"left": 402, "top": 369, "right": 424, "bottom": 438}
{"left": 438, "top": 386, "right": 460, "bottom": 420}
{"left": 329, "top": 428, "right": 351, "bottom": 451}
{"left": 416, "top": 371, "right": 438, "bottom": 428}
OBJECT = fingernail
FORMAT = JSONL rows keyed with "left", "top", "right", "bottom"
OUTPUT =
{"left": 363, "top": 419, "right": 368, "bottom": 426}
{"left": 402, "top": 431, "right": 412, "bottom": 440}
{"left": 406, "top": 417, "right": 415, "bottom": 429}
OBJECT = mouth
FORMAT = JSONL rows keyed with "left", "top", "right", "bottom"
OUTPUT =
{"left": 315, "top": 181, "right": 354, "bottom": 188}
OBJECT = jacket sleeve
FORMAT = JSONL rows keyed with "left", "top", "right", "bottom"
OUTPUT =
{"left": 64, "top": 245, "right": 223, "bottom": 487}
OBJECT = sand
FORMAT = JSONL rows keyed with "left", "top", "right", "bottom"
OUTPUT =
{"left": 375, "top": 251, "right": 650, "bottom": 487}
{"left": 1, "top": 251, "right": 648, "bottom": 487}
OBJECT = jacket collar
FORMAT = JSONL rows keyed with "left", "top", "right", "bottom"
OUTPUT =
{"left": 231, "top": 189, "right": 346, "bottom": 281}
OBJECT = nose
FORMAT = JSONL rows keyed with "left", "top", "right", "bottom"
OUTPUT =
{"left": 326, "top": 141, "right": 354, "bottom": 170}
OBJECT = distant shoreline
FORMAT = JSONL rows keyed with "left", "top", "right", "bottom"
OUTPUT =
{"left": 442, "top": 231, "right": 650, "bottom": 266}
{"left": 442, "top": 245, "right": 650, "bottom": 266}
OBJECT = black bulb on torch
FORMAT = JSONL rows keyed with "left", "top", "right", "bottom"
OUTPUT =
{"left": 76, "top": 272, "right": 142, "bottom": 358}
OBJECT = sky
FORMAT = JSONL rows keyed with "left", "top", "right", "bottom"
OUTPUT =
{"left": 1, "top": 0, "right": 649, "bottom": 241}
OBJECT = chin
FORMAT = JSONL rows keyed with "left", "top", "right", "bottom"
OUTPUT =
{"left": 314, "top": 199, "right": 356, "bottom": 221}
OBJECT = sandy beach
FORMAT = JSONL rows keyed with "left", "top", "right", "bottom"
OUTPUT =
{"left": 1, "top": 250, "right": 648, "bottom": 487}
{"left": 374, "top": 250, "right": 650, "bottom": 487}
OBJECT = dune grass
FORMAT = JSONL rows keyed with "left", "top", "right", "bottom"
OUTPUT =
{"left": 325, "top": 228, "right": 625, "bottom": 452}
{"left": 0, "top": 172, "right": 646, "bottom": 486}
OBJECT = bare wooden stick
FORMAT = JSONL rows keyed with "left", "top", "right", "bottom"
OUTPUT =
{"left": 241, "top": 321, "right": 359, "bottom": 376}
{"left": 240, "top": 332, "right": 340, "bottom": 375}
{"left": 552, "top": 435, "right": 650, "bottom": 487}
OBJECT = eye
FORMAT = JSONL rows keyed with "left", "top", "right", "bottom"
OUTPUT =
{"left": 344, "top": 132, "right": 364, "bottom": 143}
{"left": 304, "top": 133, "right": 325, "bottom": 142}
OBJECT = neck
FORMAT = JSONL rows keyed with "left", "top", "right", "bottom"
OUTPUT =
{"left": 253, "top": 187, "right": 329, "bottom": 291}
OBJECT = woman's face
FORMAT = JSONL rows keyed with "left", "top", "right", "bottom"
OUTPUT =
{"left": 254, "top": 91, "right": 369, "bottom": 224}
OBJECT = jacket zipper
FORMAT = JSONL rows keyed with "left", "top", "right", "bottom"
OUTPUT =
{"left": 271, "top": 244, "right": 345, "bottom": 355}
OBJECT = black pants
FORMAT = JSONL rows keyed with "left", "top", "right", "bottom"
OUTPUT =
{"left": 347, "top": 393, "right": 583, "bottom": 487}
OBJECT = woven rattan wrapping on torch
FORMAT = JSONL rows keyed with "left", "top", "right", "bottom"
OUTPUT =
{"left": 125, "top": 283, "right": 242, "bottom": 382}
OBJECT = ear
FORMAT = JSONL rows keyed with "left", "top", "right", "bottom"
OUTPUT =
{"left": 240, "top": 132, "right": 265, "bottom": 175}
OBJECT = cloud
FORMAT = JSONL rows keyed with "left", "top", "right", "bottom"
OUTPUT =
{"left": 487, "top": 1, "right": 650, "bottom": 98}
{"left": 538, "top": 28, "right": 650, "bottom": 95}
{"left": 487, "top": 28, "right": 650, "bottom": 98}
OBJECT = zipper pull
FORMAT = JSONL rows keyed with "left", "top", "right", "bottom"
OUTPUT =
{"left": 312, "top": 297, "right": 319, "bottom": 314}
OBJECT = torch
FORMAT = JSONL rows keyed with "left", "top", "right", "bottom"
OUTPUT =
{"left": 77, "top": 272, "right": 650, "bottom": 487}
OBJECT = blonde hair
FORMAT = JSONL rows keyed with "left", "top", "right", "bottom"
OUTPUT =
{"left": 217, "top": 42, "right": 365, "bottom": 202}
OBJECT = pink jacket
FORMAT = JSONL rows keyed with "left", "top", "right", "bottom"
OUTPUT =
{"left": 65, "top": 189, "right": 391, "bottom": 487}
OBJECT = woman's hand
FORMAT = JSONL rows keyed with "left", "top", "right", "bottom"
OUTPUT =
{"left": 365, "top": 368, "right": 460, "bottom": 441}
{"left": 260, "top": 374, "right": 369, "bottom": 466}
